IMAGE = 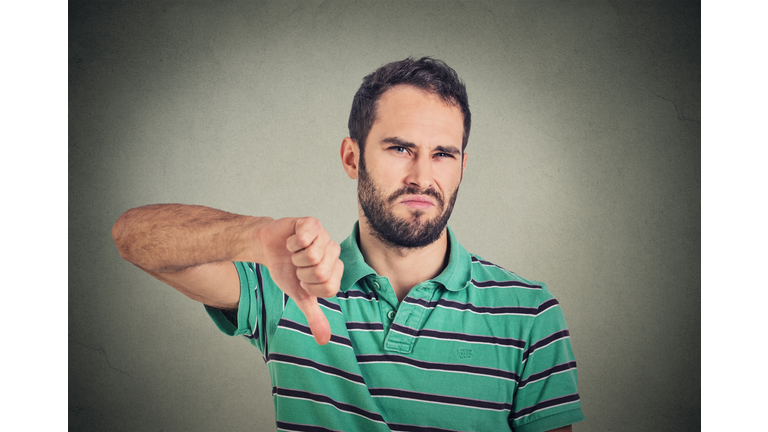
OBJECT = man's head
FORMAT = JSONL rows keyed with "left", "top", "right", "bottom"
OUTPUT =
{"left": 348, "top": 57, "right": 471, "bottom": 156}
{"left": 341, "top": 58, "right": 470, "bottom": 250}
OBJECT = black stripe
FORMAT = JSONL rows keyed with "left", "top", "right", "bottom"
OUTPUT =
{"left": 518, "top": 361, "right": 578, "bottom": 388}
{"left": 356, "top": 354, "right": 519, "bottom": 381}
{"left": 244, "top": 326, "right": 259, "bottom": 340}
{"left": 536, "top": 298, "right": 559, "bottom": 315}
{"left": 523, "top": 330, "right": 571, "bottom": 362}
{"left": 276, "top": 421, "right": 342, "bottom": 432}
{"left": 337, "top": 289, "right": 378, "bottom": 300}
{"left": 369, "top": 388, "right": 512, "bottom": 411}
{"left": 283, "top": 294, "right": 342, "bottom": 313}
{"left": 346, "top": 321, "right": 385, "bottom": 331}
{"left": 273, "top": 387, "right": 386, "bottom": 423}
{"left": 404, "top": 297, "right": 538, "bottom": 316}
{"left": 470, "top": 256, "right": 514, "bottom": 273}
{"left": 510, "top": 393, "right": 580, "bottom": 420}
{"left": 390, "top": 323, "right": 526, "bottom": 348}
{"left": 317, "top": 298, "right": 342, "bottom": 313}
{"left": 471, "top": 279, "right": 541, "bottom": 290}
{"left": 268, "top": 353, "right": 366, "bottom": 384}
{"left": 256, "top": 264, "right": 269, "bottom": 359}
{"left": 402, "top": 297, "right": 437, "bottom": 308}
{"left": 278, "top": 318, "right": 353, "bottom": 347}
{"left": 279, "top": 318, "right": 315, "bottom": 335}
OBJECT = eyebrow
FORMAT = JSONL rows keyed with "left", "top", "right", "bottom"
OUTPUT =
{"left": 381, "top": 137, "right": 462, "bottom": 155}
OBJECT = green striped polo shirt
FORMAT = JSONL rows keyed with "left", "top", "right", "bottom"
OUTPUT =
{"left": 206, "top": 223, "right": 584, "bottom": 432}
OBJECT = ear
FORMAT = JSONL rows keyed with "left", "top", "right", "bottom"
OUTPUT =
{"left": 461, "top": 152, "right": 468, "bottom": 177}
{"left": 340, "top": 137, "right": 360, "bottom": 179}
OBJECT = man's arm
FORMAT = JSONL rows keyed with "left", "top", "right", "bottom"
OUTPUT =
{"left": 111, "top": 204, "right": 343, "bottom": 344}
{"left": 547, "top": 426, "right": 572, "bottom": 432}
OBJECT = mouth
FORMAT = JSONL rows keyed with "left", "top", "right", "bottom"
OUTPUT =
{"left": 399, "top": 195, "right": 437, "bottom": 210}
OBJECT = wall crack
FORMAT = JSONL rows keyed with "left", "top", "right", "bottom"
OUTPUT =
{"left": 70, "top": 340, "right": 132, "bottom": 377}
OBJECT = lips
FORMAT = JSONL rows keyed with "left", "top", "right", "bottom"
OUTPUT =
{"left": 399, "top": 195, "right": 436, "bottom": 209}
{"left": 387, "top": 185, "right": 444, "bottom": 210}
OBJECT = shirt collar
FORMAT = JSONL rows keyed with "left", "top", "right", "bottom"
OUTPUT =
{"left": 339, "top": 222, "right": 473, "bottom": 292}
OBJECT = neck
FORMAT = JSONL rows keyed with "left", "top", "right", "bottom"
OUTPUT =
{"left": 357, "top": 217, "right": 450, "bottom": 303}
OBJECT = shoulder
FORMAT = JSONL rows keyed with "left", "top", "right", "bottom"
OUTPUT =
{"left": 469, "top": 253, "right": 546, "bottom": 291}
{"left": 466, "top": 254, "right": 565, "bottom": 318}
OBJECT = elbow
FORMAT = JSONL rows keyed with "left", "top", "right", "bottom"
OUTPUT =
{"left": 111, "top": 212, "right": 132, "bottom": 260}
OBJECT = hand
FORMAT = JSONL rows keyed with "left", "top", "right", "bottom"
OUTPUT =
{"left": 257, "top": 217, "right": 343, "bottom": 345}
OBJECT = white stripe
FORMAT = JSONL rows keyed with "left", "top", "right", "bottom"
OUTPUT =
{"left": 404, "top": 299, "right": 537, "bottom": 316}
{"left": 337, "top": 296, "right": 376, "bottom": 302}
{"left": 534, "top": 303, "right": 561, "bottom": 317}
{"left": 514, "top": 398, "right": 580, "bottom": 420}
{"left": 389, "top": 328, "right": 525, "bottom": 350}
{"left": 369, "top": 394, "right": 509, "bottom": 412}
{"left": 436, "top": 304, "right": 536, "bottom": 317}
{"left": 389, "top": 424, "right": 463, "bottom": 432}
{"left": 359, "top": 359, "right": 517, "bottom": 382}
{"left": 318, "top": 301, "right": 343, "bottom": 314}
{"left": 473, "top": 283, "right": 540, "bottom": 290}
{"left": 274, "top": 393, "right": 387, "bottom": 424}
{"left": 279, "top": 326, "right": 355, "bottom": 350}
{"left": 522, "top": 336, "right": 572, "bottom": 363}
{"left": 518, "top": 367, "right": 577, "bottom": 389}
{"left": 470, "top": 258, "right": 516, "bottom": 276}
{"left": 269, "top": 360, "right": 366, "bottom": 386}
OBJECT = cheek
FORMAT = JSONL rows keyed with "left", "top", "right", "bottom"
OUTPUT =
{"left": 375, "top": 167, "right": 403, "bottom": 188}
{"left": 435, "top": 170, "right": 463, "bottom": 192}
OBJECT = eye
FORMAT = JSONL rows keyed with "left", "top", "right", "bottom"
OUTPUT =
{"left": 390, "top": 146, "right": 409, "bottom": 154}
{"left": 434, "top": 152, "right": 455, "bottom": 159}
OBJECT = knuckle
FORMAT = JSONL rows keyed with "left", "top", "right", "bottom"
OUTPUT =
{"left": 306, "top": 247, "right": 322, "bottom": 264}
{"left": 319, "top": 283, "right": 338, "bottom": 298}
{"left": 299, "top": 216, "right": 321, "bottom": 231}
{"left": 313, "top": 266, "right": 331, "bottom": 282}
{"left": 296, "top": 232, "right": 312, "bottom": 248}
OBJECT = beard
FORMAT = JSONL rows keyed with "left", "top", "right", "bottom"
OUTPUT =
{"left": 357, "top": 159, "right": 460, "bottom": 250}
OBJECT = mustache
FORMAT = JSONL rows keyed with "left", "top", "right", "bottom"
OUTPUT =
{"left": 387, "top": 185, "right": 444, "bottom": 207}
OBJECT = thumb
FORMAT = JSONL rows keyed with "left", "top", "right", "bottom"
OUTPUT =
{"left": 292, "top": 294, "right": 331, "bottom": 345}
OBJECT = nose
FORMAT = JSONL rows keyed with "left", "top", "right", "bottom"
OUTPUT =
{"left": 405, "top": 153, "right": 433, "bottom": 189}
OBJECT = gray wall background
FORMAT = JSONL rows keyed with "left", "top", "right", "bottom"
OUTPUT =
{"left": 69, "top": 1, "right": 700, "bottom": 430}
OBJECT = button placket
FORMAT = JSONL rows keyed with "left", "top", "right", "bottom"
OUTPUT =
{"left": 383, "top": 296, "right": 429, "bottom": 354}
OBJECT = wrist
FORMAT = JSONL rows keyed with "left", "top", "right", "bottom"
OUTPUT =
{"left": 233, "top": 216, "right": 274, "bottom": 264}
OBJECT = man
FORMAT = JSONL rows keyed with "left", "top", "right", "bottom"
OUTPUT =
{"left": 113, "top": 57, "right": 584, "bottom": 432}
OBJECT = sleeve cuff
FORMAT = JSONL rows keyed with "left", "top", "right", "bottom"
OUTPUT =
{"left": 512, "top": 408, "right": 585, "bottom": 432}
{"left": 204, "top": 261, "right": 258, "bottom": 337}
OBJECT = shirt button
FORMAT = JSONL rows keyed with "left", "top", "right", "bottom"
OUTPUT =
{"left": 386, "top": 310, "right": 396, "bottom": 320}
{"left": 372, "top": 281, "right": 380, "bottom": 289}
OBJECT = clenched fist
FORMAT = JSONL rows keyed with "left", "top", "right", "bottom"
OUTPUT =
{"left": 256, "top": 217, "right": 344, "bottom": 345}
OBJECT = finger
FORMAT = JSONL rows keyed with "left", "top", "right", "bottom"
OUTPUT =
{"left": 295, "top": 240, "right": 341, "bottom": 285}
{"left": 299, "top": 258, "right": 344, "bottom": 299}
{"left": 286, "top": 217, "right": 323, "bottom": 253}
{"left": 292, "top": 295, "right": 331, "bottom": 345}
{"left": 291, "top": 230, "right": 332, "bottom": 268}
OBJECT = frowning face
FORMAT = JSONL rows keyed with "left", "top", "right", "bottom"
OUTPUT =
{"left": 356, "top": 85, "right": 467, "bottom": 249}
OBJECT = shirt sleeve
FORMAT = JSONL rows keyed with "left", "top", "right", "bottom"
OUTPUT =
{"left": 204, "top": 261, "right": 277, "bottom": 355}
{"left": 509, "top": 283, "right": 585, "bottom": 432}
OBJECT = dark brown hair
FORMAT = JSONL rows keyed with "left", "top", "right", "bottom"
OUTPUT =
{"left": 348, "top": 57, "right": 471, "bottom": 154}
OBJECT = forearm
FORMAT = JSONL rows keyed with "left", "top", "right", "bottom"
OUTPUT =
{"left": 112, "top": 204, "right": 269, "bottom": 273}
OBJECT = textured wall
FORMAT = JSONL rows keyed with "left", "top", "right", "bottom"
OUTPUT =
{"left": 69, "top": 1, "right": 700, "bottom": 430}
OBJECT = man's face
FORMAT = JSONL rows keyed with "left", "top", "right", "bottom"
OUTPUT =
{"left": 357, "top": 85, "right": 467, "bottom": 249}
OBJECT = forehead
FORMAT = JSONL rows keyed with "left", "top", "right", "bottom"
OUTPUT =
{"left": 370, "top": 85, "right": 464, "bottom": 147}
